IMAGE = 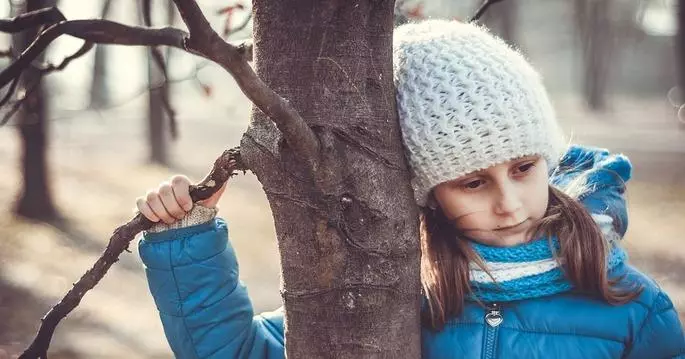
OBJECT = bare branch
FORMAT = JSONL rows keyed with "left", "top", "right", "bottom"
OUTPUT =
{"left": 0, "top": 72, "right": 21, "bottom": 109}
{"left": 19, "top": 148, "right": 248, "bottom": 359}
{"left": 225, "top": 10, "right": 252, "bottom": 38}
{"left": 0, "top": 6, "right": 65, "bottom": 33}
{"left": 0, "top": 41, "right": 94, "bottom": 125}
{"left": 217, "top": 3, "right": 250, "bottom": 38}
{"left": 172, "top": 0, "right": 320, "bottom": 171}
{"left": 0, "top": 20, "right": 188, "bottom": 89}
{"left": 469, "top": 0, "right": 506, "bottom": 23}
{"left": 36, "top": 41, "right": 94, "bottom": 73}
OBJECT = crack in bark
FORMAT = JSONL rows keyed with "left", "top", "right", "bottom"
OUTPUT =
{"left": 242, "top": 132, "right": 312, "bottom": 185}
{"left": 281, "top": 282, "right": 399, "bottom": 299}
{"left": 263, "top": 190, "right": 320, "bottom": 210}
{"left": 331, "top": 128, "right": 402, "bottom": 170}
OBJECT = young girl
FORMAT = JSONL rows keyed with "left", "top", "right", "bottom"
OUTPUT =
{"left": 136, "top": 20, "right": 685, "bottom": 358}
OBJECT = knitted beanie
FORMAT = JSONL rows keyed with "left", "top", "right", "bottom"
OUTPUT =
{"left": 393, "top": 20, "right": 567, "bottom": 206}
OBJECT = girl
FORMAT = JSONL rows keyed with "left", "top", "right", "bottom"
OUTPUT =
{"left": 136, "top": 20, "right": 685, "bottom": 358}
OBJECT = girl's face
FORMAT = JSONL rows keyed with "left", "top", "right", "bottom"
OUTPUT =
{"left": 433, "top": 155, "right": 549, "bottom": 247}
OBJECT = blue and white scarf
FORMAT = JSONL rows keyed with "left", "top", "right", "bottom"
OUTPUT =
{"left": 468, "top": 214, "right": 627, "bottom": 302}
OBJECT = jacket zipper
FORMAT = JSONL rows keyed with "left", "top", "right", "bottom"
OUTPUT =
{"left": 483, "top": 303, "right": 502, "bottom": 359}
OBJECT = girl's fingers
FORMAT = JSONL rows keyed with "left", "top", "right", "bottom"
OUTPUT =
{"left": 158, "top": 182, "right": 186, "bottom": 220}
{"left": 146, "top": 190, "right": 175, "bottom": 224}
{"left": 136, "top": 197, "right": 161, "bottom": 222}
{"left": 171, "top": 175, "right": 193, "bottom": 212}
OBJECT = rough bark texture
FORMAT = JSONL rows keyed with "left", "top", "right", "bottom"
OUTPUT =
{"left": 241, "top": 0, "right": 422, "bottom": 357}
{"left": 13, "top": 0, "right": 59, "bottom": 220}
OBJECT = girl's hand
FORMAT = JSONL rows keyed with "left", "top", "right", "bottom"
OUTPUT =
{"left": 136, "top": 175, "right": 227, "bottom": 224}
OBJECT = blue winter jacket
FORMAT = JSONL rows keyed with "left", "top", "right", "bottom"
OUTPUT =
{"left": 139, "top": 145, "right": 685, "bottom": 358}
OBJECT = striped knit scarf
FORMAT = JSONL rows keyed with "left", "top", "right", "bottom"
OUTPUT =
{"left": 468, "top": 214, "right": 627, "bottom": 302}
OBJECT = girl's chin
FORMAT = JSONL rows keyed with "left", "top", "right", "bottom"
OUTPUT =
{"left": 469, "top": 233, "right": 531, "bottom": 247}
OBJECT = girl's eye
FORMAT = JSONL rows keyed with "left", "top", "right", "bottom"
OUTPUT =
{"left": 462, "top": 179, "right": 484, "bottom": 190}
{"left": 514, "top": 161, "right": 536, "bottom": 174}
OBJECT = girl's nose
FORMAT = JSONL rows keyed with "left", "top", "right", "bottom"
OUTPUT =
{"left": 493, "top": 182, "right": 523, "bottom": 215}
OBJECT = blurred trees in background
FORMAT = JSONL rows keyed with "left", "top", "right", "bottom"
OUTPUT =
{"left": 11, "top": 0, "right": 59, "bottom": 220}
{"left": 145, "top": 0, "right": 176, "bottom": 165}
{"left": 679, "top": 0, "right": 684, "bottom": 99}
{"left": 89, "top": 0, "right": 113, "bottom": 109}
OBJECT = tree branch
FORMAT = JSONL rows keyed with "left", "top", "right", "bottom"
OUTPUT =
{"left": 0, "top": 72, "right": 22, "bottom": 109}
{"left": 469, "top": 0, "right": 506, "bottom": 23}
{"left": 36, "top": 41, "right": 94, "bottom": 73}
{"left": 0, "top": 6, "right": 65, "bottom": 33}
{"left": 0, "top": 20, "right": 188, "bottom": 89}
{"left": 171, "top": 0, "right": 320, "bottom": 171}
{"left": 19, "top": 148, "right": 248, "bottom": 359}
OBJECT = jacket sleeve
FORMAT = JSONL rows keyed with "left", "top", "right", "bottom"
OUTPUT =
{"left": 624, "top": 291, "right": 685, "bottom": 359}
{"left": 139, "top": 218, "right": 285, "bottom": 359}
{"left": 550, "top": 144, "right": 630, "bottom": 236}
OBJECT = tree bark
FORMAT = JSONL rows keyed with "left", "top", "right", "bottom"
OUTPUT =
{"left": 12, "top": 0, "right": 59, "bottom": 220}
{"left": 241, "top": 0, "right": 422, "bottom": 357}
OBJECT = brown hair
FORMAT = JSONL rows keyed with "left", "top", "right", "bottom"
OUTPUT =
{"left": 420, "top": 185, "right": 642, "bottom": 331}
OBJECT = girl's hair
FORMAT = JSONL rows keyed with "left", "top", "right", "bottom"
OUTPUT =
{"left": 420, "top": 183, "right": 643, "bottom": 331}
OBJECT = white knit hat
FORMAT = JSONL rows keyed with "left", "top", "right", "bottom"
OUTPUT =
{"left": 393, "top": 20, "right": 567, "bottom": 206}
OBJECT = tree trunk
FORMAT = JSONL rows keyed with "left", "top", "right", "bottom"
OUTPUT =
{"left": 147, "top": 55, "right": 169, "bottom": 165}
{"left": 89, "top": 0, "right": 114, "bottom": 109}
{"left": 576, "top": 0, "right": 611, "bottom": 110}
{"left": 12, "top": 0, "right": 59, "bottom": 220}
{"left": 482, "top": 0, "right": 517, "bottom": 45}
{"left": 242, "top": 0, "right": 421, "bottom": 357}
{"left": 146, "top": 1, "right": 172, "bottom": 165}
{"left": 678, "top": 0, "right": 685, "bottom": 95}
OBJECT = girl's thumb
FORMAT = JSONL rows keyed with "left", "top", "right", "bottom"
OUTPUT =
{"left": 198, "top": 182, "right": 227, "bottom": 209}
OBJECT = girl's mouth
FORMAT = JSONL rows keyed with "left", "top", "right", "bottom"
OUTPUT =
{"left": 494, "top": 219, "right": 529, "bottom": 235}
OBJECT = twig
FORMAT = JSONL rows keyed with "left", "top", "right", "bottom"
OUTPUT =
{"left": 0, "top": 20, "right": 189, "bottom": 89}
{"left": 469, "top": 0, "right": 506, "bottom": 23}
{"left": 0, "top": 72, "right": 21, "bottom": 109}
{"left": 0, "top": 40, "right": 94, "bottom": 118}
{"left": 19, "top": 148, "right": 248, "bottom": 359}
{"left": 36, "top": 41, "right": 94, "bottom": 73}
{"left": 0, "top": 7, "right": 65, "bottom": 33}
{"left": 0, "top": 59, "right": 216, "bottom": 127}
{"left": 217, "top": 3, "right": 251, "bottom": 39}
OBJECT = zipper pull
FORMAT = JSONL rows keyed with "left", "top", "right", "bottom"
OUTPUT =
{"left": 485, "top": 303, "right": 503, "bottom": 327}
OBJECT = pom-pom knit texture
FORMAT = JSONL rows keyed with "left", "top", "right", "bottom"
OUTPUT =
{"left": 393, "top": 20, "right": 567, "bottom": 206}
